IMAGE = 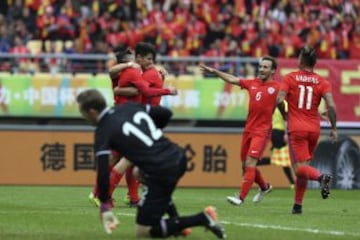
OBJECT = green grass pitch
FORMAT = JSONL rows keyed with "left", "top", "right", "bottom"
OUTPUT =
{"left": 0, "top": 186, "right": 359, "bottom": 240}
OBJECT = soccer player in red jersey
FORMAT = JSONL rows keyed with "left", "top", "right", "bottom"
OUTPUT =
{"left": 135, "top": 42, "right": 166, "bottom": 106}
{"left": 276, "top": 46, "right": 337, "bottom": 214}
{"left": 109, "top": 42, "right": 168, "bottom": 106}
{"left": 113, "top": 49, "right": 176, "bottom": 105}
{"left": 200, "top": 56, "right": 279, "bottom": 206}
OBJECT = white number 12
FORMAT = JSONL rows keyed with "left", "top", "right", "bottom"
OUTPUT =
{"left": 298, "top": 85, "right": 313, "bottom": 110}
{"left": 122, "top": 112, "right": 162, "bottom": 146}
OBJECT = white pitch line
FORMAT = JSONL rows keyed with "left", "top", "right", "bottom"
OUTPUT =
{"left": 117, "top": 212, "right": 136, "bottom": 217}
{"left": 117, "top": 213, "right": 360, "bottom": 237}
{"left": 220, "top": 221, "right": 360, "bottom": 237}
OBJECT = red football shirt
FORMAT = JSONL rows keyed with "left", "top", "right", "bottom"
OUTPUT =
{"left": 280, "top": 70, "right": 332, "bottom": 132}
{"left": 142, "top": 67, "right": 164, "bottom": 106}
{"left": 115, "top": 68, "right": 143, "bottom": 104}
{"left": 114, "top": 68, "right": 171, "bottom": 105}
{"left": 239, "top": 79, "right": 279, "bottom": 132}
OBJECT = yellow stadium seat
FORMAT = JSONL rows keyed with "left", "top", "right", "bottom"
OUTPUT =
{"left": 27, "top": 40, "right": 43, "bottom": 54}
{"left": 54, "top": 40, "right": 64, "bottom": 53}
{"left": 44, "top": 40, "right": 64, "bottom": 53}
{"left": 64, "top": 40, "right": 74, "bottom": 50}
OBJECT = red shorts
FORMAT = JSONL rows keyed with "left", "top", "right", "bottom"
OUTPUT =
{"left": 288, "top": 131, "right": 320, "bottom": 163}
{"left": 241, "top": 131, "right": 270, "bottom": 162}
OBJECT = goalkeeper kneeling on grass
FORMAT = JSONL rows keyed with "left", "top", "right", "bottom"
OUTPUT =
{"left": 77, "top": 89, "right": 226, "bottom": 239}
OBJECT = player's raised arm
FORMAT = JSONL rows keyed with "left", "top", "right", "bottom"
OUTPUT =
{"left": 199, "top": 64, "right": 240, "bottom": 85}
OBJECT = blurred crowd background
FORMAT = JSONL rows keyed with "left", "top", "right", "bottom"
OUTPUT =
{"left": 0, "top": 0, "right": 359, "bottom": 74}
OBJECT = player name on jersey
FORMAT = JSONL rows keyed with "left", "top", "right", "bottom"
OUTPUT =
{"left": 295, "top": 75, "right": 319, "bottom": 84}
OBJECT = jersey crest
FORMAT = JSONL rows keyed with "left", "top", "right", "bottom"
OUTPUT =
{"left": 268, "top": 87, "right": 275, "bottom": 94}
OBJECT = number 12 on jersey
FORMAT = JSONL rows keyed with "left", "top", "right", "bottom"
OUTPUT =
{"left": 298, "top": 85, "right": 313, "bottom": 110}
{"left": 122, "top": 111, "right": 163, "bottom": 147}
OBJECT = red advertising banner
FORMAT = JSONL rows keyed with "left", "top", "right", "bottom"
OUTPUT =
{"left": 276, "top": 59, "right": 360, "bottom": 126}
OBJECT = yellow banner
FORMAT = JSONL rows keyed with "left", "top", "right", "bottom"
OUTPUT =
{"left": 1, "top": 129, "right": 358, "bottom": 188}
{"left": 0, "top": 130, "right": 291, "bottom": 187}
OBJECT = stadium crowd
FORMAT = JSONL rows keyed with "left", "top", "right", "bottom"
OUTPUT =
{"left": 0, "top": 0, "right": 359, "bottom": 73}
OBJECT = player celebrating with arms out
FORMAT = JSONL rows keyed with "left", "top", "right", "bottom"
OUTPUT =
{"left": 276, "top": 46, "right": 337, "bottom": 214}
{"left": 200, "top": 56, "right": 280, "bottom": 206}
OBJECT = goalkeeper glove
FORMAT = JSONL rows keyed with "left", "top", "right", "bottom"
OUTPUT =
{"left": 100, "top": 202, "right": 119, "bottom": 234}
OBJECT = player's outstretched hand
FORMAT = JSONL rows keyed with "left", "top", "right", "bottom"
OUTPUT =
{"left": 199, "top": 64, "right": 214, "bottom": 73}
{"left": 168, "top": 86, "right": 178, "bottom": 95}
{"left": 100, "top": 203, "right": 119, "bottom": 234}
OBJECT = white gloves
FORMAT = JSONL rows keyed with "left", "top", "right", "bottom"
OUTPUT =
{"left": 100, "top": 202, "right": 119, "bottom": 234}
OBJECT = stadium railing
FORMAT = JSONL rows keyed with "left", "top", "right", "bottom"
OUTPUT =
{"left": 0, "top": 53, "right": 258, "bottom": 76}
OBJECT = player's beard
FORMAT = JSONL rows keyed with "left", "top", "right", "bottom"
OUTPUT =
{"left": 258, "top": 73, "right": 266, "bottom": 81}
{"left": 259, "top": 72, "right": 271, "bottom": 82}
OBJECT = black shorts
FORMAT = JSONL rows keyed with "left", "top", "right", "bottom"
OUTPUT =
{"left": 136, "top": 155, "right": 187, "bottom": 226}
{"left": 271, "top": 129, "right": 287, "bottom": 149}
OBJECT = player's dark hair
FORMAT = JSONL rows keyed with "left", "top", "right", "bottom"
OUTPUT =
{"left": 261, "top": 56, "right": 277, "bottom": 70}
{"left": 76, "top": 89, "right": 106, "bottom": 113}
{"left": 114, "top": 44, "right": 132, "bottom": 63}
{"left": 299, "top": 46, "right": 317, "bottom": 67}
{"left": 135, "top": 42, "right": 157, "bottom": 62}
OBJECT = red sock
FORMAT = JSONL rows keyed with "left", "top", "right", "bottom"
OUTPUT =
{"left": 109, "top": 167, "right": 123, "bottom": 197}
{"left": 294, "top": 177, "right": 307, "bottom": 205}
{"left": 296, "top": 166, "right": 320, "bottom": 181}
{"left": 239, "top": 167, "right": 256, "bottom": 201}
{"left": 126, "top": 166, "right": 140, "bottom": 203}
{"left": 254, "top": 168, "right": 268, "bottom": 190}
